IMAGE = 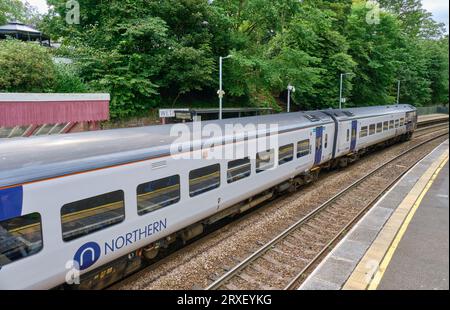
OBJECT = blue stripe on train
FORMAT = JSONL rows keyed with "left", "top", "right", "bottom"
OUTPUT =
{"left": 0, "top": 186, "right": 23, "bottom": 222}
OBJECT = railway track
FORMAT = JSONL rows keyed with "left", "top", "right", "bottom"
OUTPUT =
{"left": 206, "top": 131, "right": 448, "bottom": 290}
{"left": 113, "top": 123, "right": 448, "bottom": 290}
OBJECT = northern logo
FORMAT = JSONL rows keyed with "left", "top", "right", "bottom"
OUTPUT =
{"left": 73, "top": 242, "right": 101, "bottom": 270}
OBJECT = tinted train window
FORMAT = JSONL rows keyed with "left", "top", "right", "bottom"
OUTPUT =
{"left": 227, "top": 158, "right": 251, "bottom": 183}
{"left": 389, "top": 120, "right": 394, "bottom": 129}
{"left": 324, "top": 134, "right": 328, "bottom": 148}
{"left": 400, "top": 118, "right": 405, "bottom": 126}
{"left": 377, "top": 123, "right": 382, "bottom": 133}
{"left": 0, "top": 213, "right": 42, "bottom": 266}
{"left": 360, "top": 126, "right": 368, "bottom": 138}
{"left": 61, "top": 191, "right": 125, "bottom": 242}
{"left": 279, "top": 144, "right": 294, "bottom": 165}
{"left": 256, "top": 149, "right": 274, "bottom": 173}
{"left": 383, "top": 121, "right": 389, "bottom": 131}
{"left": 137, "top": 175, "right": 180, "bottom": 216}
{"left": 369, "top": 124, "right": 376, "bottom": 135}
{"left": 395, "top": 120, "right": 400, "bottom": 128}
{"left": 297, "top": 140, "right": 310, "bottom": 158}
{"left": 189, "top": 164, "right": 220, "bottom": 197}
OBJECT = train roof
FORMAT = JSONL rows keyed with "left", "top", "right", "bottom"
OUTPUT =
{"left": 0, "top": 105, "right": 415, "bottom": 189}
{"left": 322, "top": 104, "right": 416, "bottom": 120}
{"left": 0, "top": 110, "right": 333, "bottom": 188}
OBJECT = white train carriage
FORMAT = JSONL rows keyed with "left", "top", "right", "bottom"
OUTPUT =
{"left": 323, "top": 105, "right": 417, "bottom": 167}
{"left": 0, "top": 105, "right": 416, "bottom": 289}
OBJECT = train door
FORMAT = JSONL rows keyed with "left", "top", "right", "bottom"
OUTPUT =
{"left": 314, "top": 126, "right": 323, "bottom": 165}
{"left": 350, "top": 120, "right": 357, "bottom": 151}
{"left": 406, "top": 111, "right": 416, "bottom": 131}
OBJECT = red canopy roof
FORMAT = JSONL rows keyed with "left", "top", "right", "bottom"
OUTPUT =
{"left": 0, "top": 93, "right": 110, "bottom": 127}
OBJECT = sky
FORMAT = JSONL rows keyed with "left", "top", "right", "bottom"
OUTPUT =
{"left": 422, "top": 0, "right": 449, "bottom": 32}
{"left": 22, "top": 0, "right": 449, "bottom": 33}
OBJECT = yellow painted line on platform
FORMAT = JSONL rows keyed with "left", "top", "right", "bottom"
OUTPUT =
{"left": 343, "top": 147, "right": 449, "bottom": 290}
{"left": 368, "top": 155, "right": 448, "bottom": 290}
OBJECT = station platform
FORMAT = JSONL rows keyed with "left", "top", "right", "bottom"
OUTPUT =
{"left": 417, "top": 114, "right": 448, "bottom": 121}
{"left": 417, "top": 114, "right": 449, "bottom": 126}
{"left": 300, "top": 140, "right": 449, "bottom": 290}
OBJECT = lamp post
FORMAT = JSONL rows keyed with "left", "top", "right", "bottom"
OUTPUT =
{"left": 287, "top": 84, "right": 296, "bottom": 112}
{"left": 339, "top": 73, "right": 354, "bottom": 109}
{"left": 218, "top": 55, "right": 233, "bottom": 120}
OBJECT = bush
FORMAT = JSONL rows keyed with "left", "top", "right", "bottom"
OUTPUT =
{"left": 0, "top": 39, "right": 90, "bottom": 94}
{"left": 0, "top": 39, "right": 56, "bottom": 92}
{"left": 53, "top": 64, "right": 90, "bottom": 93}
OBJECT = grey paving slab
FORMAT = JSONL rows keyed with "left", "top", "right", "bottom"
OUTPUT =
{"left": 312, "top": 257, "right": 356, "bottom": 285}
{"left": 356, "top": 207, "right": 392, "bottom": 230}
{"left": 347, "top": 226, "right": 380, "bottom": 244}
{"left": 331, "top": 240, "right": 371, "bottom": 263}
{"left": 300, "top": 278, "right": 342, "bottom": 290}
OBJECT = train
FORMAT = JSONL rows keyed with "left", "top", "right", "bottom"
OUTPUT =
{"left": 0, "top": 104, "right": 417, "bottom": 289}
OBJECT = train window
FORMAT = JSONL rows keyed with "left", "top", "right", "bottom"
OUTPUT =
{"left": 61, "top": 190, "right": 125, "bottom": 242}
{"left": 400, "top": 118, "right": 405, "bottom": 126}
{"left": 137, "top": 175, "right": 180, "bottom": 216}
{"left": 189, "top": 164, "right": 221, "bottom": 197}
{"left": 395, "top": 120, "right": 400, "bottom": 128}
{"left": 377, "top": 123, "right": 382, "bottom": 133}
{"left": 256, "top": 149, "right": 275, "bottom": 173}
{"left": 389, "top": 120, "right": 394, "bottom": 129}
{"left": 279, "top": 144, "right": 294, "bottom": 165}
{"left": 383, "top": 121, "right": 389, "bottom": 131}
{"left": 324, "top": 134, "right": 328, "bottom": 148}
{"left": 346, "top": 129, "right": 350, "bottom": 142}
{"left": 360, "top": 126, "right": 368, "bottom": 138}
{"left": 227, "top": 158, "right": 251, "bottom": 183}
{"left": 297, "top": 140, "right": 310, "bottom": 158}
{"left": 369, "top": 124, "right": 376, "bottom": 135}
{"left": 0, "top": 213, "right": 43, "bottom": 266}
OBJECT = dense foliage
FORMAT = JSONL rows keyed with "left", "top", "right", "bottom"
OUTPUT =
{"left": 1, "top": 0, "right": 448, "bottom": 118}
{"left": 0, "top": 40, "right": 88, "bottom": 93}
{"left": 0, "top": 0, "right": 40, "bottom": 25}
{"left": 1, "top": 0, "right": 26, "bottom": 24}
{"left": 0, "top": 39, "right": 56, "bottom": 92}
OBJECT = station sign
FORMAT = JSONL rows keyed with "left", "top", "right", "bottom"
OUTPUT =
{"left": 159, "top": 109, "right": 189, "bottom": 118}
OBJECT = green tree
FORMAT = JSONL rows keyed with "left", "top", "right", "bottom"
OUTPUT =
{"left": 0, "top": 0, "right": 41, "bottom": 26}
{"left": 218, "top": 0, "right": 355, "bottom": 110}
{"left": 53, "top": 63, "right": 90, "bottom": 93}
{"left": 0, "top": 0, "right": 26, "bottom": 24}
{"left": 346, "top": 3, "right": 405, "bottom": 106}
{"left": 423, "top": 36, "right": 449, "bottom": 105}
{"left": 44, "top": 0, "right": 232, "bottom": 117}
{"left": 378, "top": 0, "right": 445, "bottom": 38}
{"left": 38, "top": 0, "right": 448, "bottom": 116}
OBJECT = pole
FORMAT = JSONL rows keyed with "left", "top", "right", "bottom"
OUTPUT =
{"left": 339, "top": 73, "right": 344, "bottom": 110}
{"left": 396, "top": 80, "right": 401, "bottom": 104}
{"left": 219, "top": 56, "right": 223, "bottom": 120}
{"left": 287, "top": 87, "right": 291, "bottom": 113}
